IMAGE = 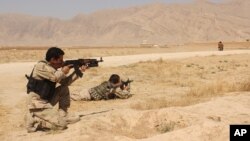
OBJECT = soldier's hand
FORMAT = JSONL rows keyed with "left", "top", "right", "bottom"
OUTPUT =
{"left": 62, "top": 65, "right": 72, "bottom": 74}
{"left": 80, "top": 65, "right": 88, "bottom": 72}
{"left": 124, "top": 86, "right": 129, "bottom": 90}
{"left": 120, "top": 85, "right": 129, "bottom": 90}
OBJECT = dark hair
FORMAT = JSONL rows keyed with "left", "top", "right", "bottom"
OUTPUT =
{"left": 45, "top": 47, "right": 64, "bottom": 61}
{"left": 109, "top": 74, "right": 120, "bottom": 84}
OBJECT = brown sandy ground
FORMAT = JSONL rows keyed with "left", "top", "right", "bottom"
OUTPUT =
{"left": 0, "top": 49, "right": 250, "bottom": 141}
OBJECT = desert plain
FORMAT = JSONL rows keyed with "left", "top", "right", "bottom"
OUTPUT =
{"left": 0, "top": 42, "right": 250, "bottom": 141}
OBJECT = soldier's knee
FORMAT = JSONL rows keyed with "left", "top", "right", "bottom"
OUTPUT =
{"left": 60, "top": 85, "right": 69, "bottom": 92}
{"left": 56, "top": 85, "right": 70, "bottom": 96}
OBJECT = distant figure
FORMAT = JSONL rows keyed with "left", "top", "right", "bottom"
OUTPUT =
{"left": 71, "top": 74, "right": 132, "bottom": 101}
{"left": 218, "top": 41, "right": 224, "bottom": 51}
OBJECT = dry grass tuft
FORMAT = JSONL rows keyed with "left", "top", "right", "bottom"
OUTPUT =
{"left": 155, "top": 121, "right": 176, "bottom": 133}
{"left": 131, "top": 78, "right": 250, "bottom": 110}
{"left": 187, "top": 79, "right": 250, "bottom": 98}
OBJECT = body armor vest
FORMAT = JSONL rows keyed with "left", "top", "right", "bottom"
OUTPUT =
{"left": 26, "top": 61, "right": 56, "bottom": 100}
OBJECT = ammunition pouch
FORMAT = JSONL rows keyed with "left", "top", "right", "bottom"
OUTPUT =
{"left": 26, "top": 75, "right": 56, "bottom": 100}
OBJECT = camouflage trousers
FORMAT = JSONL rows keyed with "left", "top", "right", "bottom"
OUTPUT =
{"left": 71, "top": 89, "right": 104, "bottom": 101}
{"left": 71, "top": 89, "right": 92, "bottom": 101}
{"left": 26, "top": 85, "right": 70, "bottom": 132}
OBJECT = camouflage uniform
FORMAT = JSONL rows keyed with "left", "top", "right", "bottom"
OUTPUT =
{"left": 26, "top": 60, "right": 79, "bottom": 132}
{"left": 71, "top": 81, "right": 131, "bottom": 101}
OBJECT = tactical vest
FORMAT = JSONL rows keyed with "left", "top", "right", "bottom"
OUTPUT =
{"left": 89, "top": 81, "right": 111, "bottom": 100}
{"left": 26, "top": 61, "right": 56, "bottom": 100}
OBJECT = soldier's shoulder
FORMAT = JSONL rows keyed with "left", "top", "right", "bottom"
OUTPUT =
{"left": 35, "top": 60, "right": 47, "bottom": 65}
{"left": 35, "top": 60, "right": 50, "bottom": 69}
{"left": 98, "top": 81, "right": 109, "bottom": 88}
{"left": 37, "top": 60, "right": 48, "bottom": 64}
{"left": 101, "top": 81, "right": 109, "bottom": 84}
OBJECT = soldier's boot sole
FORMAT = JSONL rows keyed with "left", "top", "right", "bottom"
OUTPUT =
{"left": 66, "top": 116, "right": 80, "bottom": 124}
{"left": 26, "top": 122, "right": 40, "bottom": 133}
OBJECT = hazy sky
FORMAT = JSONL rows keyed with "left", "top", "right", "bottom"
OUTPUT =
{"left": 0, "top": 0, "right": 223, "bottom": 19}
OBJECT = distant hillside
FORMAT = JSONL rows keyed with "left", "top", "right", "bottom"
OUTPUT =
{"left": 0, "top": 0, "right": 250, "bottom": 46}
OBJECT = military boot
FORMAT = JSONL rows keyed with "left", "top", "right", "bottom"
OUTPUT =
{"left": 26, "top": 117, "right": 40, "bottom": 133}
{"left": 58, "top": 109, "right": 80, "bottom": 126}
{"left": 26, "top": 109, "right": 42, "bottom": 133}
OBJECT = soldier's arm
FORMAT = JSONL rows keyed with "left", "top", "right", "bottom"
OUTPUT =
{"left": 59, "top": 65, "right": 87, "bottom": 86}
{"left": 112, "top": 86, "right": 131, "bottom": 99}
{"left": 59, "top": 71, "right": 79, "bottom": 86}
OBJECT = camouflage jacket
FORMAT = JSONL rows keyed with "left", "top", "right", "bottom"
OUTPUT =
{"left": 27, "top": 60, "right": 79, "bottom": 109}
{"left": 31, "top": 60, "right": 78, "bottom": 85}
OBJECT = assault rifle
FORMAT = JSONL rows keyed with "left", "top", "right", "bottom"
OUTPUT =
{"left": 63, "top": 57, "right": 103, "bottom": 77}
{"left": 120, "top": 79, "right": 133, "bottom": 90}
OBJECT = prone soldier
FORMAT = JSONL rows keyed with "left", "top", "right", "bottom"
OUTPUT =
{"left": 71, "top": 74, "right": 133, "bottom": 101}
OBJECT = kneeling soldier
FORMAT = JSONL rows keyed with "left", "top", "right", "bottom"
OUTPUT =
{"left": 26, "top": 47, "right": 87, "bottom": 132}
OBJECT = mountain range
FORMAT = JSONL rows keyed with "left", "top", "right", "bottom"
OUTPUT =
{"left": 0, "top": 0, "right": 249, "bottom": 46}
